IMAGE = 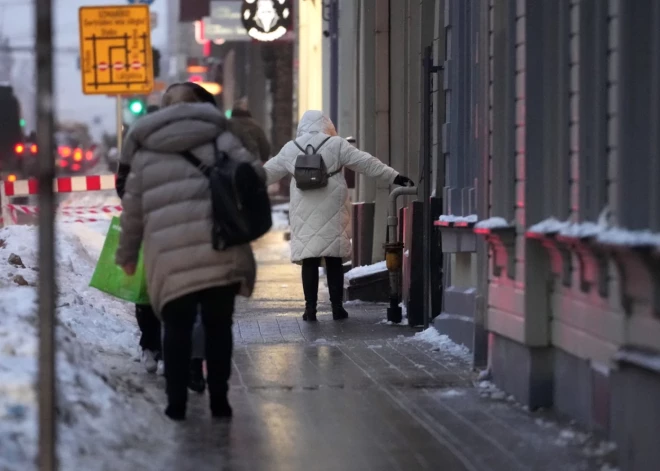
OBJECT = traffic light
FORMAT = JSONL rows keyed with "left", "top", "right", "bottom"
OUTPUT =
{"left": 128, "top": 97, "right": 146, "bottom": 116}
{"left": 152, "top": 47, "right": 161, "bottom": 78}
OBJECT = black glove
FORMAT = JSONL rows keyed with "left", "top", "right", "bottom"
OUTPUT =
{"left": 394, "top": 175, "right": 415, "bottom": 187}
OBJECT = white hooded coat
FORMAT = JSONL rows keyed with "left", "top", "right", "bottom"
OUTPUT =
{"left": 264, "top": 111, "right": 399, "bottom": 262}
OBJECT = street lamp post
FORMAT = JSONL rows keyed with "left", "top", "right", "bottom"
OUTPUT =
{"left": 35, "top": 0, "right": 57, "bottom": 469}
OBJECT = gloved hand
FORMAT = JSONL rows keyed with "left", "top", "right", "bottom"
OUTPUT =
{"left": 394, "top": 175, "right": 415, "bottom": 187}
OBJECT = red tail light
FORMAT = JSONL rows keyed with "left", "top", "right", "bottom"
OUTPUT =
{"left": 85, "top": 150, "right": 94, "bottom": 161}
{"left": 59, "top": 160, "right": 69, "bottom": 168}
{"left": 30, "top": 144, "right": 38, "bottom": 154}
{"left": 73, "top": 148, "right": 83, "bottom": 162}
{"left": 58, "top": 146, "right": 72, "bottom": 158}
{"left": 14, "top": 143, "right": 25, "bottom": 154}
{"left": 71, "top": 163, "right": 81, "bottom": 172}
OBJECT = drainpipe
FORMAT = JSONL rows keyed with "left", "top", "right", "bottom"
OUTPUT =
{"left": 384, "top": 186, "right": 417, "bottom": 323}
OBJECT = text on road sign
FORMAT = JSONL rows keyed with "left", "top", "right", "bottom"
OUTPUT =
{"left": 78, "top": 5, "right": 153, "bottom": 95}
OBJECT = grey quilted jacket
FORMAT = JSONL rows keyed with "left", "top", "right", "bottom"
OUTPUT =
{"left": 264, "top": 110, "right": 398, "bottom": 262}
{"left": 115, "top": 103, "right": 263, "bottom": 314}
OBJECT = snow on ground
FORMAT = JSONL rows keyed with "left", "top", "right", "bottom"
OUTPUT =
{"left": 345, "top": 261, "right": 387, "bottom": 280}
{"left": 59, "top": 189, "right": 121, "bottom": 209}
{"left": 438, "top": 214, "right": 478, "bottom": 223}
{"left": 0, "top": 221, "right": 171, "bottom": 471}
{"left": 475, "top": 217, "right": 510, "bottom": 229}
{"left": 405, "top": 326, "right": 471, "bottom": 363}
{"left": 271, "top": 209, "right": 290, "bottom": 231}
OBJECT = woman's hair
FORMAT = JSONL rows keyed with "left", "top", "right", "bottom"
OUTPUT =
{"left": 161, "top": 82, "right": 218, "bottom": 108}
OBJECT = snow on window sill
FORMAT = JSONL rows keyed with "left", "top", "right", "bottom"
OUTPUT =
{"left": 473, "top": 217, "right": 516, "bottom": 279}
{"left": 474, "top": 217, "right": 512, "bottom": 233}
{"left": 435, "top": 214, "right": 478, "bottom": 228}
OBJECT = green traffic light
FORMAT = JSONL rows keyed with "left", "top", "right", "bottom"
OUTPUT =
{"left": 19, "top": 119, "right": 26, "bottom": 127}
{"left": 129, "top": 100, "right": 145, "bottom": 115}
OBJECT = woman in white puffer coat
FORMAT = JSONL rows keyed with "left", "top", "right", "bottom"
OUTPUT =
{"left": 264, "top": 110, "right": 414, "bottom": 322}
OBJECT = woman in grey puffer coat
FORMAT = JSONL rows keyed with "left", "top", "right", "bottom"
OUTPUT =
{"left": 116, "top": 83, "right": 264, "bottom": 421}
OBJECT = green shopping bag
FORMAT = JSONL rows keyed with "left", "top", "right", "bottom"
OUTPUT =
{"left": 89, "top": 216, "right": 150, "bottom": 304}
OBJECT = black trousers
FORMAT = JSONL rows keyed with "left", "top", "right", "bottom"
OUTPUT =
{"left": 302, "top": 257, "right": 344, "bottom": 308}
{"left": 161, "top": 285, "right": 239, "bottom": 407}
{"left": 135, "top": 304, "right": 161, "bottom": 354}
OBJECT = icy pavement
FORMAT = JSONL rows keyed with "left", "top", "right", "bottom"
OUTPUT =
{"left": 0, "top": 223, "right": 619, "bottom": 470}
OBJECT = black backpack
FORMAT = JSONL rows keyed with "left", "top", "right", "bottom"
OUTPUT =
{"left": 293, "top": 136, "right": 342, "bottom": 190}
{"left": 180, "top": 144, "right": 272, "bottom": 251}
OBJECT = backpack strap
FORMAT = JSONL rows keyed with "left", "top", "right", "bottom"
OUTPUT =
{"left": 293, "top": 135, "right": 333, "bottom": 154}
{"left": 180, "top": 150, "right": 212, "bottom": 178}
{"left": 315, "top": 135, "right": 333, "bottom": 153}
{"left": 293, "top": 140, "right": 306, "bottom": 154}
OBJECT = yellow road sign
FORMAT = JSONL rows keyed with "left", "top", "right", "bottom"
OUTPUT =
{"left": 79, "top": 5, "right": 153, "bottom": 95}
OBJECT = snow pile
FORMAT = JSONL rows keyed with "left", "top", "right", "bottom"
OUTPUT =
{"left": 438, "top": 214, "right": 478, "bottom": 224}
{"left": 477, "top": 380, "right": 509, "bottom": 401}
{"left": 271, "top": 210, "right": 290, "bottom": 230}
{"left": 272, "top": 203, "right": 289, "bottom": 212}
{"left": 345, "top": 260, "right": 387, "bottom": 280}
{"left": 438, "top": 389, "right": 466, "bottom": 398}
{"left": 0, "top": 222, "right": 170, "bottom": 470}
{"left": 528, "top": 217, "right": 571, "bottom": 234}
{"left": 475, "top": 217, "right": 510, "bottom": 230}
{"left": 271, "top": 203, "right": 290, "bottom": 231}
{"left": 406, "top": 327, "right": 471, "bottom": 362}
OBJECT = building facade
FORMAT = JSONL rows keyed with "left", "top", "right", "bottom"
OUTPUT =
{"left": 332, "top": 1, "right": 660, "bottom": 469}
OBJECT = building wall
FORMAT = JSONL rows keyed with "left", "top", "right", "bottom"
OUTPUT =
{"left": 334, "top": 0, "right": 660, "bottom": 465}
{"left": 297, "top": 0, "right": 324, "bottom": 120}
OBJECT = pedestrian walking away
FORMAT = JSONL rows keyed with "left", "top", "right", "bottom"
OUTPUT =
{"left": 115, "top": 102, "right": 164, "bottom": 375}
{"left": 229, "top": 101, "right": 271, "bottom": 163}
{"left": 264, "top": 110, "right": 414, "bottom": 322}
{"left": 115, "top": 82, "right": 264, "bottom": 421}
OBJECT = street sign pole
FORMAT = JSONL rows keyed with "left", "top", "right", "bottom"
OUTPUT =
{"left": 116, "top": 96, "right": 123, "bottom": 155}
{"left": 35, "top": 0, "right": 57, "bottom": 468}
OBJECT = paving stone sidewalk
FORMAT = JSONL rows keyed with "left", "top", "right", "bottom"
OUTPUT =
{"left": 147, "top": 232, "right": 619, "bottom": 471}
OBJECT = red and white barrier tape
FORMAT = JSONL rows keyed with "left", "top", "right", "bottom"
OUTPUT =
{"left": 1, "top": 174, "right": 118, "bottom": 227}
{"left": 3, "top": 174, "right": 116, "bottom": 197}
{"left": 6, "top": 204, "right": 122, "bottom": 217}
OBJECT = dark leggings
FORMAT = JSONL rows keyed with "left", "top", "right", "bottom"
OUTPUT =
{"left": 135, "top": 304, "right": 161, "bottom": 354}
{"left": 302, "top": 257, "right": 344, "bottom": 308}
{"left": 161, "top": 285, "right": 239, "bottom": 408}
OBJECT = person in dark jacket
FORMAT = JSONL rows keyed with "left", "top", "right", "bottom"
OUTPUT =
{"left": 116, "top": 104, "right": 163, "bottom": 374}
{"left": 229, "top": 105, "right": 271, "bottom": 163}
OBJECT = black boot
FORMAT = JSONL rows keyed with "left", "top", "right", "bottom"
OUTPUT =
{"left": 188, "top": 358, "right": 206, "bottom": 394}
{"left": 165, "top": 403, "right": 186, "bottom": 421}
{"left": 332, "top": 304, "right": 349, "bottom": 320}
{"left": 210, "top": 394, "right": 233, "bottom": 419}
{"left": 302, "top": 306, "right": 317, "bottom": 322}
